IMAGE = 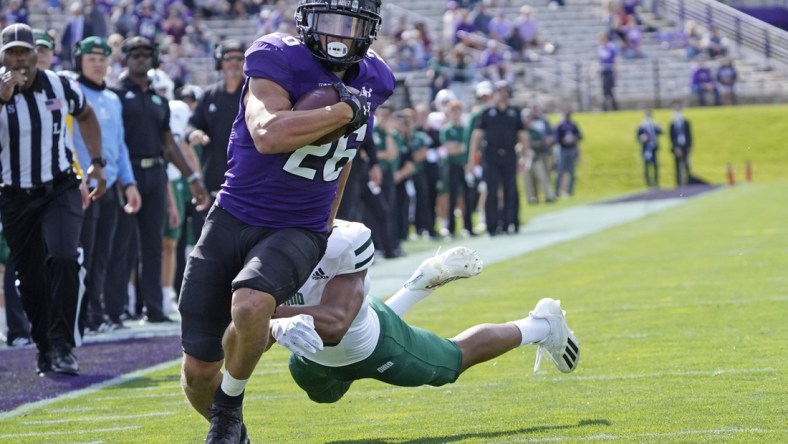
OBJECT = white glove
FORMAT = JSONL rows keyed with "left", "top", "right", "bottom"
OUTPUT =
{"left": 270, "top": 314, "right": 324, "bottom": 357}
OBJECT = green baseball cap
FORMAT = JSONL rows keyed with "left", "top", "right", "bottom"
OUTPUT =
{"left": 78, "top": 36, "right": 112, "bottom": 57}
{"left": 33, "top": 29, "right": 54, "bottom": 49}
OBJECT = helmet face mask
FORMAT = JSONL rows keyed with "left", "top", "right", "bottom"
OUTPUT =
{"left": 296, "top": 0, "right": 382, "bottom": 72}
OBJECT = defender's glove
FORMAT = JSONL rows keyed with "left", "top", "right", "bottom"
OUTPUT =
{"left": 333, "top": 82, "right": 369, "bottom": 136}
{"left": 270, "top": 314, "right": 323, "bottom": 357}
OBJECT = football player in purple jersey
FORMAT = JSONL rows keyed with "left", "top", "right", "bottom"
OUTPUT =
{"left": 177, "top": 0, "right": 395, "bottom": 442}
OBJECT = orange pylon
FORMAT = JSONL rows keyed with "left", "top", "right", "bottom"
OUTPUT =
{"left": 726, "top": 163, "right": 736, "bottom": 185}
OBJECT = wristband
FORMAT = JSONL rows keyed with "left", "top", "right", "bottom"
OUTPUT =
{"left": 187, "top": 172, "right": 200, "bottom": 183}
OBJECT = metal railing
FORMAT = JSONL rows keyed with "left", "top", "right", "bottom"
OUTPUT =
{"left": 650, "top": 0, "right": 788, "bottom": 67}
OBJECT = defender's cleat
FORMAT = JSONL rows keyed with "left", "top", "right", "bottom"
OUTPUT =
{"left": 205, "top": 405, "right": 249, "bottom": 444}
{"left": 530, "top": 298, "right": 579, "bottom": 373}
{"left": 404, "top": 247, "right": 483, "bottom": 290}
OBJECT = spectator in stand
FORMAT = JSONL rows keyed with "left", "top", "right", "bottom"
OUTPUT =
{"left": 184, "top": 14, "right": 213, "bottom": 56}
{"left": 623, "top": 15, "right": 644, "bottom": 59}
{"left": 636, "top": 108, "right": 662, "bottom": 188}
{"left": 514, "top": 5, "right": 540, "bottom": 53}
{"left": 414, "top": 21, "right": 433, "bottom": 55}
{"left": 683, "top": 20, "right": 704, "bottom": 60}
{"left": 61, "top": 1, "right": 95, "bottom": 70}
{"left": 447, "top": 43, "right": 473, "bottom": 86}
{"left": 109, "top": 2, "right": 135, "bottom": 38}
{"left": 267, "top": 0, "right": 291, "bottom": 33}
{"left": 134, "top": 0, "right": 162, "bottom": 43}
{"left": 426, "top": 48, "right": 452, "bottom": 102}
{"left": 453, "top": 8, "right": 476, "bottom": 46}
{"left": 160, "top": 42, "right": 189, "bottom": 90}
{"left": 256, "top": 8, "right": 275, "bottom": 37}
{"left": 607, "top": 0, "right": 629, "bottom": 46}
{"left": 523, "top": 104, "right": 555, "bottom": 204}
{"left": 162, "top": 4, "right": 188, "bottom": 45}
{"left": 470, "top": 1, "right": 492, "bottom": 36}
{"left": 597, "top": 32, "right": 619, "bottom": 111}
{"left": 554, "top": 106, "right": 583, "bottom": 198}
{"left": 669, "top": 103, "right": 692, "bottom": 187}
{"left": 478, "top": 40, "right": 515, "bottom": 84}
{"left": 3, "top": 0, "right": 29, "bottom": 26}
{"left": 690, "top": 56, "right": 719, "bottom": 106}
{"left": 442, "top": 1, "right": 460, "bottom": 49}
{"left": 704, "top": 25, "right": 728, "bottom": 60}
{"left": 716, "top": 56, "right": 737, "bottom": 105}
{"left": 487, "top": 8, "right": 511, "bottom": 45}
{"left": 622, "top": 0, "right": 642, "bottom": 25}
{"left": 85, "top": 0, "right": 108, "bottom": 38}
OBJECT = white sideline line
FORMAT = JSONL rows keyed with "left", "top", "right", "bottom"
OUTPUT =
{"left": 539, "top": 367, "right": 777, "bottom": 381}
{"left": 0, "top": 426, "right": 139, "bottom": 439}
{"left": 514, "top": 427, "right": 779, "bottom": 442}
{"left": 22, "top": 411, "right": 174, "bottom": 425}
{"left": 0, "top": 358, "right": 181, "bottom": 420}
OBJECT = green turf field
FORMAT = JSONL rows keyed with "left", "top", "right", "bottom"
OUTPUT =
{"left": 0, "top": 105, "right": 786, "bottom": 443}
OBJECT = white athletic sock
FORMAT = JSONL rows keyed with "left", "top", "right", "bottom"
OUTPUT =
{"left": 220, "top": 371, "right": 248, "bottom": 397}
{"left": 385, "top": 288, "right": 433, "bottom": 317}
{"left": 509, "top": 316, "right": 551, "bottom": 346}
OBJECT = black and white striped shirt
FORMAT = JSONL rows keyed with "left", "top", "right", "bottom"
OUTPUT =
{"left": 0, "top": 69, "right": 86, "bottom": 188}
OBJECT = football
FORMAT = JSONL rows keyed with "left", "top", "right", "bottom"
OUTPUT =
{"left": 292, "top": 85, "right": 346, "bottom": 145}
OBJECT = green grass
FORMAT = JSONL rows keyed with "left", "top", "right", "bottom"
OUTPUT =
{"left": 2, "top": 184, "right": 786, "bottom": 443}
{"left": 1, "top": 106, "right": 787, "bottom": 443}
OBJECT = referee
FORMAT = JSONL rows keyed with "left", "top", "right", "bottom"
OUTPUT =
{"left": 0, "top": 23, "right": 106, "bottom": 375}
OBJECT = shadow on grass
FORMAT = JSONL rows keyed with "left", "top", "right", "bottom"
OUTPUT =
{"left": 326, "top": 418, "right": 612, "bottom": 443}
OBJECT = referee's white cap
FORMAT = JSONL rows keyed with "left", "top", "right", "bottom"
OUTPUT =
{"left": 1, "top": 23, "right": 35, "bottom": 53}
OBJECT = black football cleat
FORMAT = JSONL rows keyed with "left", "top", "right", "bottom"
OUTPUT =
{"left": 205, "top": 404, "right": 249, "bottom": 443}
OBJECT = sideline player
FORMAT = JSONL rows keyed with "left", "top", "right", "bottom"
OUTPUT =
{"left": 178, "top": 0, "right": 395, "bottom": 442}
{"left": 270, "top": 220, "right": 580, "bottom": 404}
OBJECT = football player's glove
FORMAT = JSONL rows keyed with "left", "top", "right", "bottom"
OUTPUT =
{"left": 270, "top": 314, "right": 324, "bottom": 357}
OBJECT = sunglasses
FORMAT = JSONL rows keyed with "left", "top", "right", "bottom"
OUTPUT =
{"left": 222, "top": 55, "right": 244, "bottom": 62}
{"left": 129, "top": 51, "right": 153, "bottom": 59}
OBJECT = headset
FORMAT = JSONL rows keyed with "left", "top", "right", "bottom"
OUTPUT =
{"left": 213, "top": 39, "right": 244, "bottom": 71}
{"left": 73, "top": 36, "right": 112, "bottom": 73}
{"left": 121, "top": 36, "right": 159, "bottom": 69}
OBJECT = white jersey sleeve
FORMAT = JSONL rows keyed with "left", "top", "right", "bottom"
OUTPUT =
{"left": 283, "top": 220, "right": 381, "bottom": 367}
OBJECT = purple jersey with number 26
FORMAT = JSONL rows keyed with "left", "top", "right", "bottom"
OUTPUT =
{"left": 216, "top": 32, "right": 395, "bottom": 232}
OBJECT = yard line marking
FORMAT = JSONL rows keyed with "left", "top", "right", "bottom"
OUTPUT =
{"left": 0, "top": 358, "right": 181, "bottom": 420}
{"left": 22, "top": 411, "right": 174, "bottom": 425}
{"left": 514, "top": 427, "right": 779, "bottom": 442}
{"left": 92, "top": 391, "right": 183, "bottom": 402}
{"left": 540, "top": 367, "right": 777, "bottom": 381}
{"left": 0, "top": 426, "right": 139, "bottom": 439}
{"left": 575, "top": 295, "right": 788, "bottom": 313}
